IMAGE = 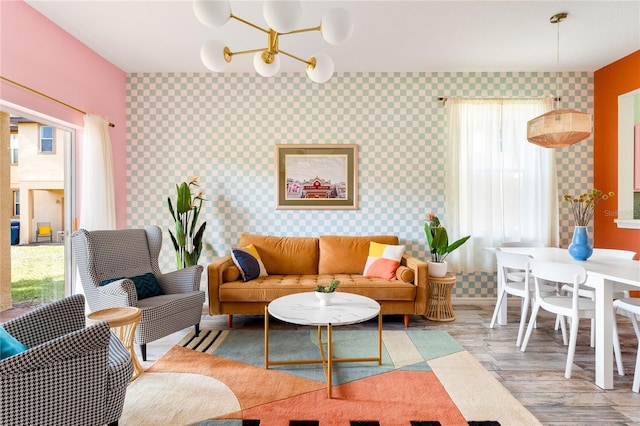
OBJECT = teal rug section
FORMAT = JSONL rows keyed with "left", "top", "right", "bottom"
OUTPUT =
{"left": 407, "top": 329, "right": 465, "bottom": 360}
{"left": 183, "top": 329, "right": 464, "bottom": 386}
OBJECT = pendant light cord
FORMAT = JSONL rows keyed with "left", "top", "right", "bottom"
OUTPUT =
{"left": 555, "top": 18, "right": 560, "bottom": 110}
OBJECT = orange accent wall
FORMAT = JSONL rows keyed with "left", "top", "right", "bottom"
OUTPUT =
{"left": 593, "top": 50, "right": 640, "bottom": 259}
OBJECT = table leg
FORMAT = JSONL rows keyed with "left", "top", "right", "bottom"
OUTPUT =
{"left": 378, "top": 311, "right": 382, "bottom": 364}
{"left": 264, "top": 305, "right": 270, "bottom": 369}
{"left": 496, "top": 265, "right": 507, "bottom": 325}
{"left": 593, "top": 276, "right": 614, "bottom": 389}
{"left": 115, "top": 320, "right": 143, "bottom": 381}
{"left": 327, "top": 324, "right": 333, "bottom": 398}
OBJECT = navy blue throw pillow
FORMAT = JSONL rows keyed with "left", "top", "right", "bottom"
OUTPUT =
{"left": 101, "top": 272, "right": 164, "bottom": 300}
{"left": 231, "top": 249, "right": 261, "bottom": 281}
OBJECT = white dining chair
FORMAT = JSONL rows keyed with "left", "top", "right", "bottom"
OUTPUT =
{"left": 520, "top": 260, "right": 595, "bottom": 379}
{"left": 560, "top": 248, "right": 637, "bottom": 347}
{"left": 490, "top": 249, "right": 557, "bottom": 347}
{"left": 612, "top": 297, "right": 640, "bottom": 392}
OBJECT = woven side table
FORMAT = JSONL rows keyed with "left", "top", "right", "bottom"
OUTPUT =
{"left": 87, "top": 307, "right": 143, "bottom": 381}
{"left": 425, "top": 273, "right": 457, "bottom": 322}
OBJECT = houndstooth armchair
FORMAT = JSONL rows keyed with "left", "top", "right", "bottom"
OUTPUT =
{"left": 72, "top": 226, "right": 205, "bottom": 361}
{"left": 0, "top": 294, "right": 132, "bottom": 426}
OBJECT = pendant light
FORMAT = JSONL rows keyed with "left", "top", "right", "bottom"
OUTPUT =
{"left": 527, "top": 13, "right": 592, "bottom": 148}
{"left": 194, "top": 0, "right": 353, "bottom": 83}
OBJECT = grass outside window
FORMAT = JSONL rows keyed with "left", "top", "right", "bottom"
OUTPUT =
{"left": 10, "top": 245, "right": 64, "bottom": 308}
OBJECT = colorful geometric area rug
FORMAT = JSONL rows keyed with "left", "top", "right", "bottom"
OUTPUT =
{"left": 121, "top": 329, "right": 540, "bottom": 426}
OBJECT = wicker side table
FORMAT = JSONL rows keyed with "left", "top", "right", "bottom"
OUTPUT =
{"left": 425, "top": 273, "right": 457, "bottom": 322}
{"left": 87, "top": 307, "right": 143, "bottom": 381}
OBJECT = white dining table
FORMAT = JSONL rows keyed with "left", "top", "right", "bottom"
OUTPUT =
{"left": 496, "top": 246, "right": 640, "bottom": 389}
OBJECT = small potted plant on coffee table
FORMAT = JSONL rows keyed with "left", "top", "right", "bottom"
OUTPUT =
{"left": 314, "top": 279, "right": 340, "bottom": 306}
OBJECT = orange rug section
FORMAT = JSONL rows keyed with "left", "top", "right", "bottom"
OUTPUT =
{"left": 148, "top": 346, "right": 325, "bottom": 418}
{"left": 150, "top": 346, "right": 467, "bottom": 425}
{"left": 241, "top": 369, "right": 467, "bottom": 426}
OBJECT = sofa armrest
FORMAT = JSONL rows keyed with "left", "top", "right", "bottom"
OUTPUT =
{"left": 207, "top": 254, "right": 237, "bottom": 315}
{"left": 402, "top": 254, "right": 428, "bottom": 315}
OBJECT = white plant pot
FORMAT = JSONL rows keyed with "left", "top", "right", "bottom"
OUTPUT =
{"left": 428, "top": 261, "right": 448, "bottom": 278}
{"left": 314, "top": 291, "right": 336, "bottom": 306}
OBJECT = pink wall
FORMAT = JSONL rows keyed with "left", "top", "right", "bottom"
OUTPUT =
{"left": 0, "top": 0, "right": 128, "bottom": 228}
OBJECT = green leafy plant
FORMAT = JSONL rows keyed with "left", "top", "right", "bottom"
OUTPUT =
{"left": 168, "top": 177, "right": 206, "bottom": 269}
{"left": 315, "top": 279, "right": 340, "bottom": 293}
{"left": 424, "top": 212, "right": 470, "bottom": 263}
{"left": 563, "top": 189, "right": 614, "bottom": 226}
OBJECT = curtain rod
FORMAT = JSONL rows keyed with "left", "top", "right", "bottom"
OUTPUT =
{"left": 0, "top": 75, "right": 115, "bottom": 128}
{"left": 437, "top": 96, "right": 561, "bottom": 106}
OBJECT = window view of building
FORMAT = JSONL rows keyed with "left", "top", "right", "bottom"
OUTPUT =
{"left": 9, "top": 117, "right": 66, "bottom": 244}
{"left": 39, "top": 125, "right": 55, "bottom": 153}
{"left": 12, "top": 190, "right": 20, "bottom": 217}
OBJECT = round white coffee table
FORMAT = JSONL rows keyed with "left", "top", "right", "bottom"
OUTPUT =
{"left": 265, "top": 292, "right": 382, "bottom": 398}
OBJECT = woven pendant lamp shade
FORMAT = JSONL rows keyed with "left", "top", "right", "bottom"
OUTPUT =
{"left": 527, "top": 109, "right": 592, "bottom": 148}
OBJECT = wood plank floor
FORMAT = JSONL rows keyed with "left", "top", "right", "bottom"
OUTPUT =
{"left": 6, "top": 298, "right": 638, "bottom": 424}
{"left": 430, "top": 302, "right": 640, "bottom": 426}
{"left": 143, "top": 301, "right": 640, "bottom": 425}
{"left": 175, "top": 300, "right": 640, "bottom": 426}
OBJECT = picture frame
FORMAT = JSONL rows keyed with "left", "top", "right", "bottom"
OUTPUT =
{"left": 275, "top": 144, "right": 358, "bottom": 210}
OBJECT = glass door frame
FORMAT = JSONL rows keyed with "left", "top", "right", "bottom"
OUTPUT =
{"left": 1, "top": 102, "right": 77, "bottom": 299}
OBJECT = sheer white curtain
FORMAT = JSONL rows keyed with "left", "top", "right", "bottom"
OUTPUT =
{"left": 445, "top": 97, "right": 558, "bottom": 272}
{"left": 79, "top": 114, "right": 116, "bottom": 230}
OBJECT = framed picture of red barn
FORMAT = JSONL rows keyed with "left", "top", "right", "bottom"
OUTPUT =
{"left": 275, "top": 144, "right": 358, "bottom": 210}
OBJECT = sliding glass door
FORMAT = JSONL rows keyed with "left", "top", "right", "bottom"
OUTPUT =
{"left": 1, "top": 107, "right": 76, "bottom": 309}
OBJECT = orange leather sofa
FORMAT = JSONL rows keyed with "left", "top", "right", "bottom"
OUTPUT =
{"left": 207, "top": 234, "right": 429, "bottom": 327}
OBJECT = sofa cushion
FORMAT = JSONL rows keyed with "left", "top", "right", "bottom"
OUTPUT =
{"left": 219, "top": 274, "right": 416, "bottom": 303}
{"left": 318, "top": 235, "right": 400, "bottom": 274}
{"left": 232, "top": 244, "right": 268, "bottom": 281}
{"left": 395, "top": 265, "right": 415, "bottom": 283}
{"left": 238, "top": 234, "right": 319, "bottom": 275}
{"left": 363, "top": 242, "right": 405, "bottom": 280}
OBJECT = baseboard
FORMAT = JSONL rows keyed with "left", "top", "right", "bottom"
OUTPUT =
{"left": 451, "top": 297, "right": 520, "bottom": 307}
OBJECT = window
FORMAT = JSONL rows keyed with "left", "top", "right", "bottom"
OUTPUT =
{"left": 40, "top": 125, "right": 54, "bottom": 153}
{"left": 13, "top": 190, "right": 20, "bottom": 217}
{"left": 445, "top": 97, "right": 558, "bottom": 272}
{"left": 10, "top": 134, "right": 19, "bottom": 164}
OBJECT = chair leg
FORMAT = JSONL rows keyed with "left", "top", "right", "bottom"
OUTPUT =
{"left": 590, "top": 318, "right": 595, "bottom": 348}
{"left": 516, "top": 295, "right": 530, "bottom": 347}
{"left": 403, "top": 314, "right": 409, "bottom": 328}
{"left": 633, "top": 340, "right": 640, "bottom": 393}
{"left": 559, "top": 316, "right": 568, "bottom": 346}
{"left": 612, "top": 316, "right": 624, "bottom": 376}
{"left": 194, "top": 323, "right": 200, "bottom": 336}
{"left": 489, "top": 289, "right": 506, "bottom": 329}
{"left": 564, "top": 315, "right": 580, "bottom": 379}
{"left": 228, "top": 314, "right": 233, "bottom": 328}
{"left": 520, "top": 302, "right": 540, "bottom": 352}
{"left": 630, "top": 313, "right": 640, "bottom": 339}
{"left": 140, "top": 343, "right": 147, "bottom": 362}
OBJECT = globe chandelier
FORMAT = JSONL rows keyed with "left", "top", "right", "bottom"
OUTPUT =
{"left": 194, "top": 0, "right": 354, "bottom": 83}
{"left": 527, "top": 13, "right": 591, "bottom": 148}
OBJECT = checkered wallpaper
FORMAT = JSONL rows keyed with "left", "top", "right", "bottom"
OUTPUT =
{"left": 126, "top": 71, "right": 593, "bottom": 298}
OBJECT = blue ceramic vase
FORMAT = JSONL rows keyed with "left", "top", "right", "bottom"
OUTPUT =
{"left": 568, "top": 226, "right": 593, "bottom": 261}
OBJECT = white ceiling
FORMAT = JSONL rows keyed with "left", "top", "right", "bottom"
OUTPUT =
{"left": 25, "top": 0, "right": 640, "bottom": 75}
